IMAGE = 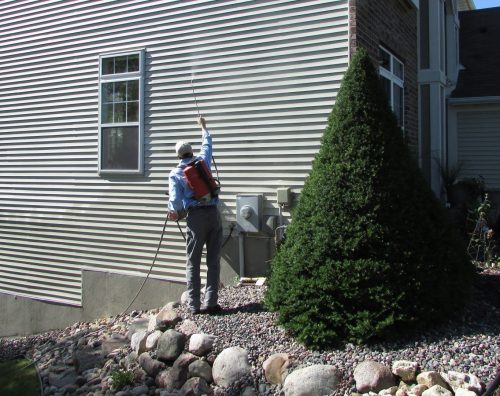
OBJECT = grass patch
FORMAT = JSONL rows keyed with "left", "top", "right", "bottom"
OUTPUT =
{"left": 0, "top": 358, "right": 41, "bottom": 396}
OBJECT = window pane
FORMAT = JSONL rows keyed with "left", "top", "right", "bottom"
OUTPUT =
{"left": 393, "top": 85, "right": 404, "bottom": 126}
{"left": 115, "top": 56, "right": 127, "bottom": 73}
{"left": 102, "top": 83, "right": 114, "bottom": 103}
{"left": 102, "top": 58, "right": 114, "bottom": 75}
{"left": 101, "top": 127, "right": 139, "bottom": 170}
{"left": 114, "top": 103, "right": 126, "bottom": 123}
{"left": 379, "top": 48, "right": 391, "bottom": 71}
{"left": 380, "top": 76, "right": 391, "bottom": 107}
{"left": 127, "top": 80, "right": 139, "bottom": 101}
{"left": 127, "top": 55, "right": 140, "bottom": 72}
{"left": 102, "top": 103, "right": 113, "bottom": 123}
{"left": 127, "top": 102, "right": 139, "bottom": 122}
{"left": 394, "top": 59, "right": 404, "bottom": 80}
{"left": 114, "top": 82, "right": 127, "bottom": 102}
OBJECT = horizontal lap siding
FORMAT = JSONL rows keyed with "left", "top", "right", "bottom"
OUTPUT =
{"left": 457, "top": 109, "right": 500, "bottom": 190}
{"left": 0, "top": 0, "right": 349, "bottom": 305}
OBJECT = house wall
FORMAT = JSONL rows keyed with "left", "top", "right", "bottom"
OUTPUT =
{"left": 349, "top": 0, "right": 419, "bottom": 154}
{"left": 0, "top": 0, "right": 350, "bottom": 335}
{"left": 448, "top": 100, "right": 500, "bottom": 219}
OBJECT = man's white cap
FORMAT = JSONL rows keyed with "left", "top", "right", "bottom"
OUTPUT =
{"left": 175, "top": 141, "right": 193, "bottom": 158}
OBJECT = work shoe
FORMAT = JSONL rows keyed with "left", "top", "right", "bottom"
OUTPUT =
{"left": 200, "top": 304, "right": 222, "bottom": 315}
{"left": 188, "top": 307, "right": 200, "bottom": 315}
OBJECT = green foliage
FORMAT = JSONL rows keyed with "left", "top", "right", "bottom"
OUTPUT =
{"left": 110, "top": 369, "right": 134, "bottom": 392}
{"left": 0, "top": 359, "right": 41, "bottom": 396}
{"left": 265, "top": 49, "right": 474, "bottom": 348}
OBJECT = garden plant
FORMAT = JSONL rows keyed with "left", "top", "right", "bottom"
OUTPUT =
{"left": 265, "top": 49, "right": 474, "bottom": 349}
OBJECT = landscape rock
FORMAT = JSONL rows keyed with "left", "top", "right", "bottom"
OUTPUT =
{"left": 48, "top": 368, "right": 78, "bottom": 388}
{"left": 101, "top": 334, "right": 128, "bottom": 356}
{"left": 212, "top": 346, "right": 251, "bottom": 388}
{"left": 422, "top": 385, "right": 453, "bottom": 396}
{"left": 354, "top": 360, "right": 396, "bottom": 393}
{"left": 392, "top": 360, "right": 419, "bottom": 383}
{"left": 440, "top": 371, "right": 483, "bottom": 394}
{"left": 127, "top": 317, "right": 149, "bottom": 339}
{"left": 152, "top": 308, "right": 182, "bottom": 332}
{"left": 180, "top": 377, "right": 211, "bottom": 396}
{"left": 411, "top": 384, "right": 429, "bottom": 396}
{"left": 263, "top": 353, "right": 290, "bottom": 384}
{"left": 283, "top": 364, "right": 340, "bottom": 396}
{"left": 73, "top": 347, "right": 104, "bottom": 373}
{"left": 188, "top": 333, "right": 216, "bottom": 356}
{"left": 156, "top": 329, "right": 186, "bottom": 362}
{"left": 188, "top": 359, "right": 213, "bottom": 383}
{"left": 417, "top": 372, "right": 450, "bottom": 390}
{"left": 454, "top": 389, "right": 478, "bottom": 396}
{"left": 379, "top": 386, "right": 398, "bottom": 395}
{"left": 130, "top": 330, "right": 148, "bottom": 355}
{"left": 138, "top": 352, "right": 166, "bottom": 378}
{"left": 145, "top": 330, "right": 162, "bottom": 351}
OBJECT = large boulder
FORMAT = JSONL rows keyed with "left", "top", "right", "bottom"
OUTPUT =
{"left": 354, "top": 360, "right": 396, "bottom": 393}
{"left": 212, "top": 346, "right": 251, "bottom": 388}
{"left": 283, "top": 364, "right": 340, "bottom": 396}
{"left": 156, "top": 329, "right": 186, "bottom": 362}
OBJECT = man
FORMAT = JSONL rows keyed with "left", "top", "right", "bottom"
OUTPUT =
{"left": 168, "top": 116, "right": 223, "bottom": 315}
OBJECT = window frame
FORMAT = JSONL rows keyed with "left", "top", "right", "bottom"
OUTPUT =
{"left": 98, "top": 50, "right": 145, "bottom": 175}
{"left": 379, "top": 46, "right": 405, "bottom": 131}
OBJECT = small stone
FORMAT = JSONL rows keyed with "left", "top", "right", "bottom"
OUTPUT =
{"left": 188, "top": 333, "right": 216, "bottom": 356}
{"left": 392, "top": 361, "right": 419, "bottom": 383}
{"left": 417, "top": 372, "right": 450, "bottom": 390}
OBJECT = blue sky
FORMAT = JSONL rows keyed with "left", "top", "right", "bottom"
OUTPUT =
{"left": 474, "top": 0, "right": 500, "bottom": 8}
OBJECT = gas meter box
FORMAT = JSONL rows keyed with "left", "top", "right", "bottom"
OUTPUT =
{"left": 236, "top": 194, "right": 263, "bottom": 233}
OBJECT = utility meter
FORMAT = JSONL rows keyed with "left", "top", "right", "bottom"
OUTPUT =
{"left": 236, "top": 194, "right": 263, "bottom": 232}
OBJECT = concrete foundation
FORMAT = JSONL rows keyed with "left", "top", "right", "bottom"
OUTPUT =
{"left": 0, "top": 234, "right": 273, "bottom": 337}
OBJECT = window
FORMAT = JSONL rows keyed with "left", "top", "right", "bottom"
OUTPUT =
{"left": 379, "top": 46, "right": 404, "bottom": 129}
{"left": 99, "top": 51, "right": 144, "bottom": 174}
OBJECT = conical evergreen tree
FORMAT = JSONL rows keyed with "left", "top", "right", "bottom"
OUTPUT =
{"left": 265, "top": 49, "right": 473, "bottom": 348}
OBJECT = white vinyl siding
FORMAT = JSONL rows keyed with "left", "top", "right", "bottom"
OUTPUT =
{"left": 0, "top": 0, "right": 349, "bottom": 305}
{"left": 457, "top": 109, "right": 500, "bottom": 190}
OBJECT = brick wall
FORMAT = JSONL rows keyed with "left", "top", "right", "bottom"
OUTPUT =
{"left": 349, "top": 0, "right": 419, "bottom": 155}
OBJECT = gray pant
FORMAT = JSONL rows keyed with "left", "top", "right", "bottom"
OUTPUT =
{"left": 185, "top": 205, "right": 222, "bottom": 310}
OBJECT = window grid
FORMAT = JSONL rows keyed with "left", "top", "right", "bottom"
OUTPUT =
{"left": 379, "top": 46, "right": 405, "bottom": 130}
{"left": 98, "top": 50, "right": 144, "bottom": 174}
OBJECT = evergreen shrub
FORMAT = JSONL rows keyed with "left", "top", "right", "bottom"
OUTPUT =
{"left": 264, "top": 49, "right": 474, "bottom": 348}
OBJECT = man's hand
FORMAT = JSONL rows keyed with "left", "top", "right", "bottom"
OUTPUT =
{"left": 167, "top": 211, "right": 179, "bottom": 221}
{"left": 197, "top": 116, "right": 207, "bottom": 131}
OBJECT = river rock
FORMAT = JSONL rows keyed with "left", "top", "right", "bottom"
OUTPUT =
{"left": 417, "top": 372, "right": 450, "bottom": 390}
{"left": 156, "top": 329, "right": 186, "bottom": 362}
{"left": 354, "top": 360, "right": 396, "bottom": 393}
{"left": 188, "top": 333, "right": 216, "bottom": 356}
{"left": 138, "top": 352, "right": 165, "bottom": 378}
{"left": 283, "top": 364, "right": 340, "bottom": 396}
{"left": 392, "top": 360, "right": 419, "bottom": 383}
{"left": 189, "top": 359, "right": 213, "bottom": 383}
{"left": 130, "top": 330, "right": 148, "bottom": 355}
{"left": 422, "top": 385, "right": 453, "bottom": 396}
{"left": 146, "top": 330, "right": 162, "bottom": 351}
{"left": 180, "top": 377, "right": 211, "bottom": 396}
{"left": 440, "top": 371, "right": 483, "bottom": 394}
{"left": 263, "top": 353, "right": 290, "bottom": 384}
{"left": 212, "top": 346, "right": 251, "bottom": 388}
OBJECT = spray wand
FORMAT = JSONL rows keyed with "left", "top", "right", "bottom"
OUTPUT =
{"left": 190, "top": 76, "right": 220, "bottom": 180}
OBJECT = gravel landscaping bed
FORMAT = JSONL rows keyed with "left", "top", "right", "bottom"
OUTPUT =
{"left": 0, "top": 267, "right": 498, "bottom": 395}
